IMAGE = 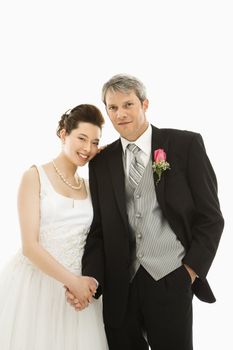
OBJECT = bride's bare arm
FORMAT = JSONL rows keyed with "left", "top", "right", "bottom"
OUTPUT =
{"left": 17, "top": 167, "right": 96, "bottom": 308}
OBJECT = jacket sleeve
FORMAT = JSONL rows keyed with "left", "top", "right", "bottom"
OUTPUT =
{"left": 82, "top": 160, "right": 105, "bottom": 297}
{"left": 182, "top": 133, "right": 224, "bottom": 279}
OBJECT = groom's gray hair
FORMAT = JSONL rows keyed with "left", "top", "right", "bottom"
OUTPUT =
{"left": 101, "top": 74, "right": 147, "bottom": 105}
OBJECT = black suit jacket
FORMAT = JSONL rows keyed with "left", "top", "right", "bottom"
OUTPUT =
{"left": 82, "top": 125, "right": 224, "bottom": 327}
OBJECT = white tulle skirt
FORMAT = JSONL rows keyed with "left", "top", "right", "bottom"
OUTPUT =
{"left": 0, "top": 253, "right": 108, "bottom": 350}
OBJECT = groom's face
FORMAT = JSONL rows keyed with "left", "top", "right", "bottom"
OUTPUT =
{"left": 105, "top": 89, "right": 149, "bottom": 141}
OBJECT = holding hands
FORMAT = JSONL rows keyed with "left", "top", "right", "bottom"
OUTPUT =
{"left": 65, "top": 276, "right": 97, "bottom": 311}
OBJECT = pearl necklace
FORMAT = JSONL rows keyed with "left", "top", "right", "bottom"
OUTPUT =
{"left": 52, "top": 160, "right": 83, "bottom": 190}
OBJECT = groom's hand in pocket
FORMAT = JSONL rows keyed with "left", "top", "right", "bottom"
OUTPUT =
{"left": 183, "top": 264, "right": 197, "bottom": 284}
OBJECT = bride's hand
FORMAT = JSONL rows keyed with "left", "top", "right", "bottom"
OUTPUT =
{"left": 64, "top": 276, "right": 97, "bottom": 311}
{"left": 97, "top": 144, "right": 108, "bottom": 153}
{"left": 64, "top": 287, "right": 83, "bottom": 310}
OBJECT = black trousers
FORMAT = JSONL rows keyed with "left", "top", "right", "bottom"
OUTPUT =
{"left": 105, "top": 265, "right": 193, "bottom": 350}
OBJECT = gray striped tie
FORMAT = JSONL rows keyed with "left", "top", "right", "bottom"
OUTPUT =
{"left": 127, "top": 143, "right": 145, "bottom": 188}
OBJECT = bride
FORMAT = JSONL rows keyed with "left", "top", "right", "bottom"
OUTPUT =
{"left": 0, "top": 104, "right": 108, "bottom": 349}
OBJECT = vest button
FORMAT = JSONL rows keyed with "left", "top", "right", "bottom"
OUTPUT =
{"left": 135, "top": 213, "right": 141, "bottom": 218}
{"left": 137, "top": 233, "right": 142, "bottom": 239}
{"left": 135, "top": 194, "right": 141, "bottom": 199}
{"left": 138, "top": 252, "right": 143, "bottom": 258}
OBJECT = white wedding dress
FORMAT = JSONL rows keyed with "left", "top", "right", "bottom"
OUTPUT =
{"left": 0, "top": 166, "right": 108, "bottom": 349}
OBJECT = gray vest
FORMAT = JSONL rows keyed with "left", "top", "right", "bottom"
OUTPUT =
{"left": 125, "top": 158, "right": 185, "bottom": 281}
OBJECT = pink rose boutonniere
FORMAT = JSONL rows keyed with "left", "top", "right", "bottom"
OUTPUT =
{"left": 152, "top": 149, "right": 170, "bottom": 185}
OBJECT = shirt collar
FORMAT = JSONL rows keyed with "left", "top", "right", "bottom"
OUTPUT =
{"left": 121, "top": 124, "right": 152, "bottom": 156}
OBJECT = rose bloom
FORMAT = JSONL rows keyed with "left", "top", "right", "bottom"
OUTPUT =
{"left": 154, "top": 149, "right": 166, "bottom": 163}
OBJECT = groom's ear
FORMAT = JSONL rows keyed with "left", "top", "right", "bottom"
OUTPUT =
{"left": 142, "top": 98, "right": 149, "bottom": 111}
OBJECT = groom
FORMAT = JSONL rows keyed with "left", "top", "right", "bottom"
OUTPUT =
{"left": 81, "top": 74, "right": 223, "bottom": 349}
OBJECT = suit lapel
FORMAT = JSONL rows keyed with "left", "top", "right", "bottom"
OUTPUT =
{"left": 107, "top": 140, "right": 129, "bottom": 230}
{"left": 151, "top": 125, "right": 169, "bottom": 213}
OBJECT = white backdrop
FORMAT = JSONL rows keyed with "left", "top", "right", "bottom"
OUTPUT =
{"left": 0, "top": 1, "right": 232, "bottom": 348}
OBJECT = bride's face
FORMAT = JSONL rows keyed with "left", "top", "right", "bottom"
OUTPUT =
{"left": 62, "top": 122, "right": 101, "bottom": 166}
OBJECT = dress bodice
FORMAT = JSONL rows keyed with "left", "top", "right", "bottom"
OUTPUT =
{"left": 37, "top": 165, "right": 93, "bottom": 275}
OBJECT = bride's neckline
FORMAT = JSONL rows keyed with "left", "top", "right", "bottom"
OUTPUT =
{"left": 41, "top": 165, "right": 88, "bottom": 201}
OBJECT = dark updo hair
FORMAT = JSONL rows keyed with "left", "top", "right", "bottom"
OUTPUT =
{"left": 56, "top": 104, "right": 105, "bottom": 138}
